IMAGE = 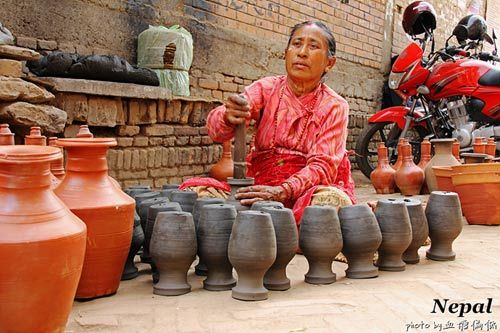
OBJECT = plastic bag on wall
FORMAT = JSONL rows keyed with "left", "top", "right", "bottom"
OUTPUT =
{"left": 138, "top": 25, "right": 193, "bottom": 71}
{"left": 154, "top": 69, "right": 190, "bottom": 96}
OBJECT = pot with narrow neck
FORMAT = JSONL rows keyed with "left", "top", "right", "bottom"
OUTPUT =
{"left": 424, "top": 139, "right": 460, "bottom": 192}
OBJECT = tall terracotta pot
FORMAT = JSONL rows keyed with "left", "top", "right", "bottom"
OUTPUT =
{"left": 209, "top": 140, "right": 233, "bottom": 181}
{"left": 424, "top": 139, "right": 460, "bottom": 192}
{"left": 395, "top": 143, "right": 424, "bottom": 195}
{"left": 54, "top": 138, "right": 135, "bottom": 299}
{"left": 370, "top": 143, "right": 396, "bottom": 194}
{"left": 0, "top": 145, "right": 86, "bottom": 332}
{"left": 0, "top": 123, "right": 15, "bottom": 145}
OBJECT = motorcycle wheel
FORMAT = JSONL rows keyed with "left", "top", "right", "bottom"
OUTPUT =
{"left": 355, "top": 122, "right": 429, "bottom": 179}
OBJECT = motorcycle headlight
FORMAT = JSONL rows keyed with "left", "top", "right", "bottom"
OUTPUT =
{"left": 388, "top": 71, "right": 406, "bottom": 90}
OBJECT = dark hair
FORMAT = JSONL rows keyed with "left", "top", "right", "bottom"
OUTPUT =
{"left": 287, "top": 21, "right": 336, "bottom": 57}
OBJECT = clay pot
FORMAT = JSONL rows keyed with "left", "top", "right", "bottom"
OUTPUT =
{"left": 424, "top": 139, "right": 460, "bottom": 192}
{"left": 452, "top": 139, "right": 461, "bottom": 161}
{"left": 24, "top": 126, "right": 46, "bottom": 146}
{"left": 0, "top": 145, "right": 86, "bottom": 332}
{"left": 198, "top": 204, "right": 237, "bottom": 291}
{"left": 251, "top": 200, "right": 285, "bottom": 211}
{"left": 400, "top": 198, "right": 429, "bottom": 264}
{"left": 485, "top": 137, "right": 496, "bottom": 157}
{"left": 338, "top": 204, "right": 382, "bottom": 279}
{"left": 451, "top": 163, "right": 500, "bottom": 174}
{"left": 150, "top": 211, "right": 197, "bottom": 296}
{"left": 425, "top": 191, "right": 463, "bottom": 261}
{"left": 473, "top": 137, "right": 486, "bottom": 154}
{"left": 393, "top": 138, "right": 406, "bottom": 171}
{"left": 139, "top": 197, "right": 169, "bottom": 263}
{"left": 170, "top": 190, "right": 198, "bottom": 213}
{"left": 370, "top": 143, "right": 396, "bottom": 194}
{"left": 395, "top": 143, "right": 424, "bottom": 195}
{"left": 125, "top": 186, "right": 152, "bottom": 198}
{"left": 209, "top": 140, "right": 234, "bottom": 181}
{"left": 228, "top": 210, "right": 276, "bottom": 301}
{"left": 452, "top": 171, "right": 500, "bottom": 225}
{"left": 76, "top": 125, "right": 93, "bottom": 138}
{"left": 54, "top": 138, "right": 135, "bottom": 299}
{"left": 48, "top": 137, "right": 66, "bottom": 181}
{"left": 159, "top": 189, "right": 176, "bottom": 199}
{"left": 461, "top": 152, "right": 489, "bottom": 164}
{"left": 262, "top": 206, "right": 298, "bottom": 290}
{"left": 418, "top": 138, "right": 431, "bottom": 169}
{"left": 0, "top": 123, "right": 15, "bottom": 145}
{"left": 121, "top": 211, "right": 144, "bottom": 280}
{"left": 192, "top": 198, "right": 225, "bottom": 276}
{"left": 374, "top": 199, "right": 412, "bottom": 271}
{"left": 433, "top": 166, "right": 455, "bottom": 192}
{"left": 162, "top": 184, "right": 180, "bottom": 190}
{"left": 299, "top": 206, "right": 342, "bottom": 284}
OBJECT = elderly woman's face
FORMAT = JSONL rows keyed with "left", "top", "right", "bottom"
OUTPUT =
{"left": 285, "top": 25, "right": 335, "bottom": 84}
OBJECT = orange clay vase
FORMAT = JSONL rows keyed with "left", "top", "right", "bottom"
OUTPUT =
{"left": 418, "top": 138, "right": 431, "bottom": 194}
{"left": 0, "top": 145, "right": 87, "bottom": 332}
{"left": 395, "top": 143, "right": 424, "bottom": 195}
{"left": 393, "top": 138, "right": 406, "bottom": 171}
{"left": 485, "top": 137, "right": 496, "bottom": 158}
{"left": 370, "top": 143, "right": 396, "bottom": 194}
{"left": 473, "top": 137, "right": 486, "bottom": 154}
{"left": 452, "top": 139, "right": 461, "bottom": 161}
{"left": 48, "top": 137, "right": 66, "bottom": 181}
{"left": 24, "top": 126, "right": 46, "bottom": 145}
{"left": 424, "top": 139, "right": 460, "bottom": 192}
{"left": 209, "top": 140, "right": 233, "bottom": 181}
{"left": 54, "top": 138, "right": 135, "bottom": 299}
{"left": 0, "top": 124, "right": 14, "bottom": 145}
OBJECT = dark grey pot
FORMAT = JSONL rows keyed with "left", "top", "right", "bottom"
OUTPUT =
{"left": 169, "top": 190, "right": 198, "bottom": 213}
{"left": 138, "top": 197, "right": 169, "bottom": 263}
{"left": 400, "top": 198, "right": 429, "bottom": 264}
{"left": 251, "top": 201, "right": 285, "bottom": 211}
{"left": 121, "top": 211, "right": 144, "bottom": 280}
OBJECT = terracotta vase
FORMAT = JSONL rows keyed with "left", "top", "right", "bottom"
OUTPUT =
{"left": 299, "top": 206, "right": 343, "bottom": 284}
{"left": 338, "top": 204, "right": 382, "bottom": 279}
{"left": 170, "top": 190, "right": 198, "bottom": 213}
{"left": 395, "top": 143, "right": 424, "bottom": 195}
{"left": 370, "top": 143, "right": 396, "bottom": 194}
{"left": 424, "top": 139, "right": 460, "bottom": 192}
{"left": 192, "top": 198, "right": 225, "bottom": 276}
{"left": 393, "top": 138, "right": 406, "bottom": 171}
{"left": 209, "top": 140, "right": 234, "bottom": 181}
{"left": 198, "top": 204, "right": 237, "bottom": 291}
{"left": 228, "top": 210, "right": 276, "bottom": 301}
{"left": 425, "top": 191, "right": 463, "bottom": 261}
{"left": 24, "top": 126, "right": 46, "bottom": 146}
{"left": 54, "top": 138, "right": 135, "bottom": 299}
{"left": 374, "top": 199, "right": 412, "bottom": 271}
{"left": 452, "top": 139, "right": 461, "bottom": 161}
{"left": 262, "top": 206, "right": 298, "bottom": 291}
{"left": 473, "top": 137, "right": 486, "bottom": 154}
{"left": 452, "top": 171, "right": 500, "bottom": 225}
{"left": 150, "top": 211, "right": 197, "bottom": 296}
{"left": 400, "top": 198, "right": 429, "bottom": 264}
{"left": 485, "top": 137, "right": 496, "bottom": 157}
{"left": 251, "top": 200, "right": 285, "bottom": 211}
{"left": 48, "top": 137, "right": 66, "bottom": 181}
{"left": 417, "top": 138, "right": 431, "bottom": 169}
{"left": 76, "top": 125, "right": 93, "bottom": 138}
{"left": 0, "top": 145, "right": 86, "bottom": 332}
{"left": 139, "top": 197, "right": 169, "bottom": 263}
{"left": 121, "top": 211, "right": 144, "bottom": 280}
{"left": 0, "top": 123, "right": 15, "bottom": 145}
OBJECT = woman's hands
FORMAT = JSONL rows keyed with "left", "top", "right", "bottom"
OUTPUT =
{"left": 235, "top": 185, "right": 288, "bottom": 206}
{"left": 223, "top": 94, "right": 251, "bottom": 126}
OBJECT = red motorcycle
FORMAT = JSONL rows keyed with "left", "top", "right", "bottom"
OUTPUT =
{"left": 355, "top": 1, "right": 500, "bottom": 178}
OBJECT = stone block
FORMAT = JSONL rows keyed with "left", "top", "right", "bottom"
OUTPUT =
{"left": 140, "top": 124, "right": 174, "bottom": 136}
{"left": 149, "top": 167, "right": 180, "bottom": 178}
{"left": 166, "top": 100, "right": 181, "bottom": 123}
{"left": 0, "top": 77, "right": 54, "bottom": 103}
{"left": 167, "top": 147, "right": 177, "bottom": 167}
{"left": 201, "top": 136, "right": 213, "bottom": 145}
{"left": 149, "top": 137, "right": 163, "bottom": 146}
{"left": 116, "top": 125, "right": 139, "bottom": 137}
{"left": 176, "top": 136, "right": 189, "bottom": 146}
{"left": 133, "top": 136, "right": 149, "bottom": 147}
{"left": 219, "top": 82, "right": 238, "bottom": 92}
{"left": 115, "top": 150, "right": 124, "bottom": 169}
{"left": 198, "top": 78, "right": 219, "bottom": 90}
{"left": 0, "top": 45, "right": 40, "bottom": 61}
{"left": 189, "top": 136, "right": 201, "bottom": 145}
{"left": 189, "top": 101, "right": 203, "bottom": 126}
{"left": 115, "top": 98, "right": 126, "bottom": 125}
{"left": 128, "top": 99, "right": 156, "bottom": 125}
{"left": 0, "top": 59, "right": 22, "bottom": 78}
{"left": 163, "top": 137, "right": 176, "bottom": 146}
{"left": 123, "top": 150, "right": 132, "bottom": 169}
{"left": 15, "top": 36, "right": 37, "bottom": 49}
{"left": 58, "top": 42, "right": 76, "bottom": 53}
{"left": 87, "top": 97, "right": 119, "bottom": 127}
{"left": 118, "top": 170, "right": 148, "bottom": 179}
{"left": 148, "top": 149, "right": 155, "bottom": 168}
{"left": 107, "top": 149, "right": 117, "bottom": 170}
{"left": 179, "top": 101, "right": 193, "bottom": 124}
{"left": 37, "top": 39, "right": 58, "bottom": 50}
{"left": 173, "top": 126, "right": 199, "bottom": 136}
{"left": 161, "top": 147, "right": 169, "bottom": 166}
{"left": 0, "top": 102, "right": 66, "bottom": 134}
{"left": 54, "top": 93, "right": 88, "bottom": 124}
{"left": 139, "top": 149, "right": 148, "bottom": 170}
{"left": 154, "top": 148, "right": 162, "bottom": 168}
{"left": 157, "top": 99, "right": 167, "bottom": 123}
{"left": 116, "top": 137, "right": 133, "bottom": 147}
{"left": 131, "top": 150, "right": 140, "bottom": 170}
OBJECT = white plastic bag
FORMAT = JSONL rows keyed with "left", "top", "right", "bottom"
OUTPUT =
{"left": 154, "top": 69, "right": 190, "bottom": 97}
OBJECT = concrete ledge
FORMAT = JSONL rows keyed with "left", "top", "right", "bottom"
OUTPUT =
{"left": 38, "top": 77, "right": 173, "bottom": 100}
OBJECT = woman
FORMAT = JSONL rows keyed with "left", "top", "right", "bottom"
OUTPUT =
{"left": 187, "top": 21, "right": 356, "bottom": 223}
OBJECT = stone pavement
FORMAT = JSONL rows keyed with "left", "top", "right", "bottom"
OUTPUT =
{"left": 66, "top": 171, "right": 500, "bottom": 333}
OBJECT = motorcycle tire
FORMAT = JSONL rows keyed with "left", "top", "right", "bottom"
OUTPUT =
{"left": 355, "top": 121, "right": 429, "bottom": 179}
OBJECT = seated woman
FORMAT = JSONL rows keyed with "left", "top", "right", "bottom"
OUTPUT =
{"left": 184, "top": 21, "right": 356, "bottom": 224}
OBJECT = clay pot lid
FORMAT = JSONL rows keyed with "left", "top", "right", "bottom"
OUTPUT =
{"left": 0, "top": 145, "right": 62, "bottom": 163}
{"left": 56, "top": 138, "right": 117, "bottom": 148}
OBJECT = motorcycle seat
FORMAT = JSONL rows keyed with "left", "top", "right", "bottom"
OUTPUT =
{"left": 479, "top": 68, "right": 500, "bottom": 87}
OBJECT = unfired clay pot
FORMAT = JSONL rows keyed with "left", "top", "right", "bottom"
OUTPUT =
{"left": 395, "top": 143, "right": 424, "bottom": 195}
{"left": 338, "top": 204, "right": 382, "bottom": 279}
{"left": 425, "top": 191, "right": 463, "bottom": 261}
{"left": 192, "top": 198, "right": 225, "bottom": 276}
{"left": 55, "top": 138, "right": 135, "bottom": 299}
{"left": 170, "top": 190, "right": 198, "bottom": 213}
{"left": 299, "top": 206, "right": 343, "bottom": 284}
{"left": 134, "top": 191, "right": 160, "bottom": 213}
{"left": 121, "top": 211, "right": 144, "bottom": 280}
{"left": 228, "top": 210, "right": 276, "bottom": 301}
{"left": 424, "top": 139, "right": 460, "bottom": 192}
{"left": 400, "top": 198, "right": 429, "bottom": 264}
{"left": 139, "top": 197, "right": 169, "bottom": 263}
{"left": 0, "top": 123, "right": 15, "bottom": 145}
{"left": 371, "top": 143, "right": 396, "bottom": 194}
{"left": 209, "top": 140, "right": 234, "bottom": 181}
{"left": 0, "top": 145, "right": 87, "bottom": 332}
{"left": 198, "top": 204, "right": 237, "bottom": 291}
{"left": 374, "top": 198, "right": 412, "bottom": 271}
{"left": 150, "top": 211, "right": 197, "bottom": 296}
{"left": 251, "top": 200, "right": 285, "bottom": 211}
{"left": 262, "top": 206, "right": 298, "bottom": 291}
{"left": 162, "top": 184, "right": 180, "bottom": 190}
